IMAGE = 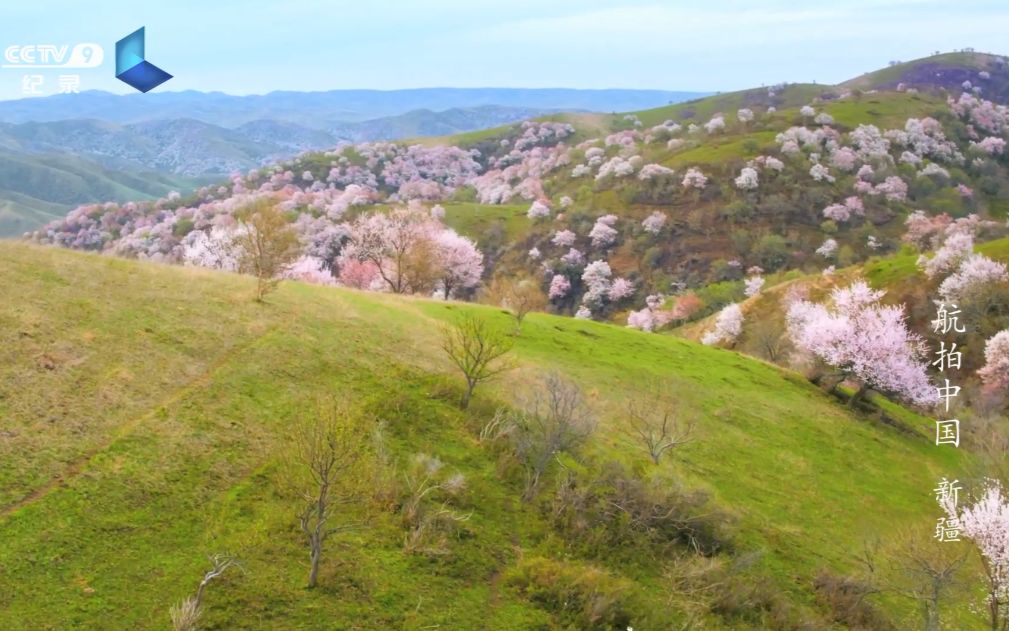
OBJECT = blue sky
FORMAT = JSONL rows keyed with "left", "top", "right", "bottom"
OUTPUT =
{"left": 1, "top": 0, "right": 1007, "bottom": 100}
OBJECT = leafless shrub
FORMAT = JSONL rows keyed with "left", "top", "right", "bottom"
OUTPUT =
{"left": 747, "top": 317, "right": 791, "bottom": 363}
{"left": 401, "top": 453, "right": 471, "bottom": 555}
{"left": 497, "top": 372, "right": 596, "bottom": 501}
{"left": 552, "top": 463, "right": 733, "bottom": 556}
{"left": 624, "top": 380, "right": 694, "bottom": 465}
{"left": 170, "top": 596, "right": 201, "bottom": 631}
{"left": 666, "top": 552, "right": 802, "bottom": 627}
{"left": 856, "top": 531, "right": 968, "bottom": 631}
{"left": 813, "top": 570, "right": 895, "bottom": 631}
{"left": 478, "top": 408, "right": 516, "bottom": 444}
{"left": 169, "top": 554, "right": 239, "bottom": 631}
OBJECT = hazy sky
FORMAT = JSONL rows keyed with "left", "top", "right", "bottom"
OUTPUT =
{"left": 1, "top": 0, "right": 1007, "bottom": 100}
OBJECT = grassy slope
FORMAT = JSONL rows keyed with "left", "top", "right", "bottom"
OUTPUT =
{"left": 0, "top": 151, "right": 209, "bottom": 237}
{"left": 0, "top": 192, "right": 68, "bottom": 237}
{"left": 0, "top": 242, "right": 978, "bottom": 629}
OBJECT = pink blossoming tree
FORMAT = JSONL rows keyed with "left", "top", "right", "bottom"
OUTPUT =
{"left": 939, "top": 479, "right": 1009, "bottom": 630}
{"left": 786, "top": 281, "right": 935, "bottom": 407}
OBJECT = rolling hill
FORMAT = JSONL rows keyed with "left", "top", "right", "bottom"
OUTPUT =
{"left": 842, "top": 51, "right": 1009, "bottom": 103}
{"left": 0, "top": 241, "right": 977, "bottom": 629}
{"left": 0, "top": 150, "right": 207, "bottom": 236}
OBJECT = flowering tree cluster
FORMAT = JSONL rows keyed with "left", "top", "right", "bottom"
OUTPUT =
{"left": 868, "top": 176, "right": 908, "bottom": 202}
{"left": 25, "top": 80, "right": 1009, "bottom": 333}
{"left": 786, "top": 281, "right": 935, "bottom": 406}
{"left": 641, "top": 211, "right": 667, "bottom": 235}
{"left": 815, "top": 238, "right": 838, "bottom": 258}
{"left": 637, "top": 163, "right": 676, "bottom": 181}
{"left": 701, "top": 303, "right": 744, "bottom": 346}
{"left": 581, "top": 260, "right": 613, "bottom": 311}
{"left": 596, "top": 156, "right": 640, "bottom": 180}
{"left": 973, "top": 136, "right": 1007, "bottom": 156}
{"left": 527, "top": 200, "right": 551, "bottom": 220}
{"left": 627, "top": 294, "right": 674, "bottom": 332}
{"left": 979, "top": 330, "right": 1009, "bottom": 393}
{"left": 285, "top": 256, "right": 337, "bottom": 286}
{"left": 937, "top": 253, "right": 1008, "bottom": 303}
{"left": 548, "top": 274, "right": 572, "bottom": 301}
{"left": 681, "top": 167, "right": 708, "bottom": 190}
{"left": 734, "top": 167, "right": 759, "bottom": 190}
{"left": 703, "top": 114, "right": 726, "bottom": 134}
{"left": 920, "top": 232, "right": 976, "bottom": 279}
{"left": 744, "top": 275, "right": 765, "bottom": 297}
{"left": 809, "top": 164, "right": 835, "bottom": 183}
{"left": 340, "top": 206, "right": 483, "bottom": 297}
{"left": 588, "top": 214, "right": 619, "bottom": 248}
{"left": 551, "top": 229, "right": 577, "bottom": 248}
{"left": 949, "top": 92, "right": 1009, "bottom": 135}
{"left": 821, "top": 196, "right": 864, "bottom": 223}
{"left": 558, "top": 257, "right": 634, "bottom": 318}
{"left": 904, "top": 210, "right": 954, "bottom": 250}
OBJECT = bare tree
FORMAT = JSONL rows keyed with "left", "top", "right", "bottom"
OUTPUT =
{"left": 624, "top": 381, "right": 694, "bottom": 465}
{"left": 169, "top": 554, "right": 240, "bottom": 631}
{"left": 295, "top": 400, "right": 369, "bottom": 589}
{"left": 747, "top": 317, "right": 789, "bottom": 363}
{"left": 892, "top": 536, "right": 968, "bottom": 631}
{"left": 232, "top": 198, "right": 301, "bottom": 301}
{"left": 497, "top": 372, "right": 596, "bottom": 501}
{"left": 486, "top": 276, "right": 548, "bottom": 333}
{"left": 858, "top": 531, "right": 968, "bottom": 631}
{"left": 441, "top": 313, "right": 514, "bottom": 409}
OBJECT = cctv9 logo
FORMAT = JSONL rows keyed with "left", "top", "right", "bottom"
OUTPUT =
{"left": 2, "top": 43, "right": 104, "bottom": 68}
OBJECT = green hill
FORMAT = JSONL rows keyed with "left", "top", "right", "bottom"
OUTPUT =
{"left": 0, "top": 241, "right": 978, "bottom": 629}
{"left": 0, "top": 150, "right": 206, "bottom": 237}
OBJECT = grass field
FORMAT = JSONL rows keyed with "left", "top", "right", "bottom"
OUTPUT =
{"left": 0, "top": 241, "right": 985, "bottom": 629}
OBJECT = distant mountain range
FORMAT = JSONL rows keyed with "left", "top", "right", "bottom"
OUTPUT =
{"left": 0, "top": 88, "right": 707, "bottom": 127}
{"left": 0, "top": 105, "right": 565, "bottom": 176}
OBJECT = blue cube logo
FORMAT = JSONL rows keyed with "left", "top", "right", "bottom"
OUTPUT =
{"left": 115, "top": 27, "right": 172, "bottom": 93}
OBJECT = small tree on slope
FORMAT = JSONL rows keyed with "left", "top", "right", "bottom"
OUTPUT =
{"left": 232, "top": 199, "right": 301, "bottom": 301}
{"left": 441, "top": 313, "right": 513, "bottom": 409}
{"left": 295, "top": 400, "right": 370, "bottom": 589}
